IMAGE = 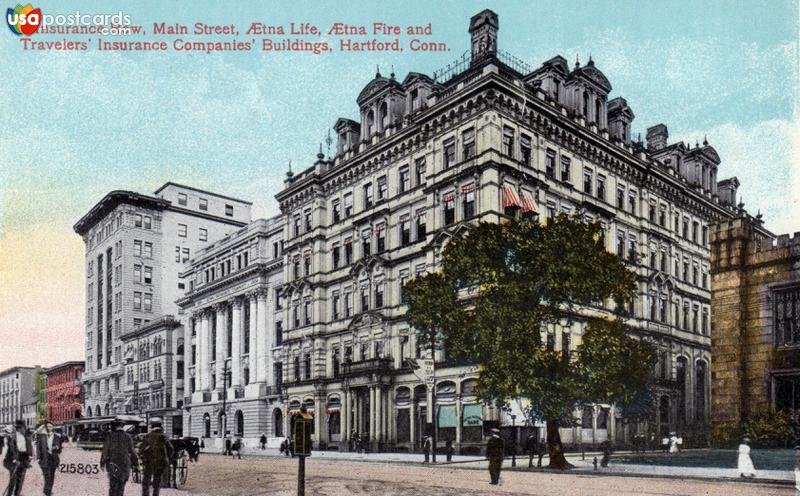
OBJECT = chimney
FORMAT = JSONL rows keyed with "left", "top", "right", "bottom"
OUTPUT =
{"left": 646, "top": 124, "right": 668, "bottom": 151}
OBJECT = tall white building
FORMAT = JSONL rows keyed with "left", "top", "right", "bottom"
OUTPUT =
{"left": 74, "top": 183, "right": 252, "bottom": 419}
{"left": 0, "top": 366, "right": 39, "bottom": 425}
{"left": 177, "top": 216, "right": 285, "bottom": 448}
{"left": 273, "top": 9, "right": 769, "bottom": 452}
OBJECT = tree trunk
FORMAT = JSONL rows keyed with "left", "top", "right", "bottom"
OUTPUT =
{"left": 546, "top": 418, "right": 573, "bottom": 470}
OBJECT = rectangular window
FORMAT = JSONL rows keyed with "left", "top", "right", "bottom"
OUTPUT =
{"left": 375, "top": 282, "right": 384, "bottom": 308}
{"left": 443, "top": 139, "right": 456, "bottom": 168}
{"left": 628, "top": 235, "right": 636, "bottom": 263}
{"left": 415, "top": 158, "right": 426, "bottom": 186}
{"left": 332, "top": 200, "right": 341, "bottom": 223}
{"left": 502, "top": 126, "right": 514, "bottom": 156}
{"left": 360, "top": 286, "right": 369, "bottom": 312}
{"left": 345, "top": 291, "right": 353, "bottom": 318}
{"left": 134, "top": 264, "right": 142, "bottom": 283}
{"left": 596, "top": 175, "right": 606, "bottom": 200}
{"left": 616, "top": 187, "right": 625, "bottom": 209}
{"left": 363, "top": 183, "right": 373, "bottom": 209}
{"left": 443, "top": 192, "right": 456, "bottom": 225}
{"left": 399, "top": 166, "right": 410, "bottom": 193}
{"left": 144, "top": 242, "right": 152, "bottom": 258}
{"left": 178, "top": 193, "right": 187, "bottom": 206}
{"left": 144, "top": 293, "right": 152, "bottom": 312}
{"left": 182, "top": 248, "right": 190, "bottom": 263}
{"left": 462, "top": 128, "right": 475, "bottom": 159}
{"left": 545, "top": 149, "right": 556, "bottom": 178}
{"left": 199, "top": 228, "right": 207, "bottom": 242}
{"left": 304, "top": 299, "right": 311, "bottom": 326}
{"left": 143, "top": 216, "right": 151, "bottom": 229}
{"left": 376, "top": 224, "right": 386, "bottom": 252}
{"left": 683, "top": 218, "right": 689, "bottom": 239}
{"left": 134, "top": 214, "right": 142, "bottom": 228}
{"left": 344, "top": 238, "right": 353, "bottom": 264}
{"left": 344, "top": 193, "right": 353, "bottom": 217}
{"left": 416, "top": 210, "right": 427, "bottom": 240}
{"left": 178, "top": 224, "right": 187, "bottom": 237}
{"left": 225, "top": 204, "right": 234, "bottom": 217}
{"left": 462, "top": 184, "right": 475, "bottom": 219}
{"left": 520, "top": 134, "right": 532, "bottom": 165}
{"left": 332, "top": 292, "right": 340, "bottom": 320}
{"left": 134, "top": 240, "right": 142, "bottom": 257}
{"left": 616, "top": 233, "right": 625, "bottom": 257}
{"left": 133, "top": 292, "right": 142, "bottom": 310}
{"left": 199, "top": 198, "right": 208, "bottom": 211}
{"left": 304, "top": 209, "right": 312, "bottom": 231}
{"left": 628, "top": 191, "right": 637, "bottom": 214}
{"left": 332, "top": 243, "right": 341, "bottom": 269}
{"left": 583, "top": 168, "right": 593, "bottom": 194}
{"left": 144, "top": 266, "right": 152, "bottom": 284}
{"left": 692, "top": 221, "right": 699, "bottom": 243}
{"left": 649, "top": 203, "right": 656, "bottom": 223}
{"left": 400, "top": 215, "right": 411, "bottom": 246}
{"left": 293, "top": 215, "right": 301, "bottom": 237}
{"left": 377, "top": 176, "right": 387, "bottom": 201}
{"left": 560, "top": 156, "right": 571, "bottom": 182}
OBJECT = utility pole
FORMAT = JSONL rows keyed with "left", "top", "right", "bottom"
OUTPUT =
{"left": 221, "top": 360, "right": 229, "bottom": 454}
{"left": 430, "top": 333, "right": 437, "bottom": 464}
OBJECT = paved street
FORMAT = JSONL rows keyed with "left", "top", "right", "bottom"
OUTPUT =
{"left": 2, "top": 446, "right": 792, "bottom": 496}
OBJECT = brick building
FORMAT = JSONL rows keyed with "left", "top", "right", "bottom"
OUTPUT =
{"left": 710, "top": 216, "right": 797, "bottom": 444}
{"left": 44, "top": 361, "right": 84, "bottom": 437}
{"left": 0, "top": 366, "right": 40, "bottom": 425}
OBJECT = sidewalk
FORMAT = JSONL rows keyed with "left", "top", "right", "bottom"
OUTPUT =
{"left": 209, "top": 446, "right": 796, "bottom": 486}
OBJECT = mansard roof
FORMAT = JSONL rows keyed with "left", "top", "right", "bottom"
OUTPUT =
{"left": 568, "top": 59, "right": 612, "bottom": 93}
{"left": 357, "top": 75, "right": 401, "bottom": 105}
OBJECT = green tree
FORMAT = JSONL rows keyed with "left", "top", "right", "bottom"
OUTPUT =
{"left": 405, "top": 214, "right": 656, "bottom": 469}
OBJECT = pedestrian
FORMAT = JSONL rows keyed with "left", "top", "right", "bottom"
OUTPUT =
{"left": 486, "top": 428, "right": 505, "bottom": 485}
{"left": 100, "top": 418, "right": 138, "bottom": 496}
{"left": 138, "top": 417, "right": 172, "bottom": 496}
{"left": 259, "top": 433, "right": 267, "bottom": 450}
{"left": 525, "top": 434, "right": 536, "bottom": 468}
{"left": 225, "top": 436, "right": 232, "bottom": 456}
{"left": 445, "top": 440, "right": 454, "bottom": 462}
{"left": 35, "top": 420, "right": 63, "bottom": 496}
{"left": 668, "top": 432, "right": 680, "bottom": 454}
{"left": 600, "top": 440, "right": 611, "bottom": 468}
{"left": 231, "top": 437, "right": 242, "bottom": 460}
{"left": 422, "top": 435, "right": 432, "bottom": 463}
{"left": 737, "top": 437, "right": 756, "bottom": 479}
{"left": 3, "top": 420, "right": 32, "bottom": 496}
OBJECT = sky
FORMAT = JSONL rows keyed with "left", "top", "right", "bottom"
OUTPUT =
{"left": 0, "top": 0, "right": 798, "bottom": 372}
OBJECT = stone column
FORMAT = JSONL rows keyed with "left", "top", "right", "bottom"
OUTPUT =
{"left": 343, "top": 388, "right": 351, "bottom": 444}
{"left": 214, "top": 304, "right": 227, "bottom": 391}
{"left": 201, "top": 311, "right": 211, "bottom": 391}
{"left": 265, "top": 289, "right": 276, "bottom": 385}
{"left": 368, "top": 386, "right": 376, "bottom": 442}
{"left": 410, "top": 401, "right": 416, "bottom": 449}
{"left": 314, "top": 395, "right": 324, "bottom": 447}
{"left": 609, "top": 405, "right": 616, "bottom": 442}
{"left": 256, "top": 290, "right": 268, "bottom": 383}
{"left": 230, "top": 298, "right": 243, "bottom": 388}
{"left": 375, "top": 386, "right": 382, "bottom": 443}
{"left": 248, "top": 294, "right": 258, "bottom": 382}
{"left": 455, "top": 395, "right": 462, "bottom": 448}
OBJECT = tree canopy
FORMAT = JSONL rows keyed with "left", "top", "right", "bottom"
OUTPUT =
{"left": 404, "top": 214, "right": 657, "bottom": 469}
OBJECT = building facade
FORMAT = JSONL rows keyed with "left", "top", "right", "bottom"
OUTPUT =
{"left": 0, "top": 366, "right": 40, "bottom": 425}
{"left": 44, "top": 361, "right": 84, "bottom": 436}
{"left": 177, "top": 216, "right": 285, "bottom": 449}
{"left": 73, "top": 183, "right": 252, "bottom": 418}
{"left": 274, "top": 9, "right": 761, "bottom": 452}
{"left": 710, "top": 217, "right": 796, "bottom": 444}
{"left": 120, "top": 316, "right": 184, "bottom": 435}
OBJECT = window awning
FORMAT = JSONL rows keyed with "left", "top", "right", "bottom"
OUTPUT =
{"left": 442, "top": 192, "right": 455, "bottom": 202}
{"left": 521, "top": 191, "right": 539, "bottom": 214}
{"left": 502, "top": 185, "right": 522, "bottom": 209}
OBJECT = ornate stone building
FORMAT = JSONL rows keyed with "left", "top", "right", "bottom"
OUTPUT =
{"left": 177, "top": 216, "right": 285, "bottom": 449}
{"left": 710, "top": 217, "right": 795, "bottom": 444}
{"left": 274, "top": 9, "right": 766, "bottom": 452}
{"left": 73, "top": 183, "right": 251, "bottom": 418}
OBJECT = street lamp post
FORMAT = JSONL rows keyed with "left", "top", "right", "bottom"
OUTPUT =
{"left": 510, "top": 414, "right": 517, "bottom": 467}
{"left": 221, "top": 360, "right": 229, "bottom": 455}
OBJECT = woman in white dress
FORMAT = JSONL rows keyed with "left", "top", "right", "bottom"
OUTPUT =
{"left": 737, "top": 437, "right": 756, "bottom": 478}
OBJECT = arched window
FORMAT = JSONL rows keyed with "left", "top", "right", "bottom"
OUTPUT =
{"left": 676, "top": 356, "right": 688, "bottom": 425}
{"left": 594, "top": 98, "right": 602, "bottom": 125}
{"left": 583, "top": 91, "right": 589, "bottom": 118}
{"left": 695, "top": 360, "right": 707, "bottom": 422}
{"left": 235, "top": 410, "right": 244, "bottom": 437}
{"left": 380, "top": 101, "right": 389, "bottom": 127}
{"left": 203, "top": 413, "right": 211, "bottom": 438}
{"left": 274, "top": 409, "right": 283, "bottom": 438}
{"left": 366, "top": 110, "right": 375, "bottom": 135}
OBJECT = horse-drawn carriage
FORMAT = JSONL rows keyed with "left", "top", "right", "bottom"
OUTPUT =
{"left": 132, "top": 435, "right": 200, "bottom": 488}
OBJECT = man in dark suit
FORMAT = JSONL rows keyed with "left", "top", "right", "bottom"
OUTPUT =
{"left": 138, "top": 417, "right": 172, "bottom": 496}
{"left": 35, "top": 420, "right": 63, "bottom": 496}
{"left": 100, "top": 419, "right": 138, "bottom": 496}
{"left": 3, "top": 420, "right": 32, "bottom": 496}
{"left": 486, "top": 428, "right": 505, "bottom": 485}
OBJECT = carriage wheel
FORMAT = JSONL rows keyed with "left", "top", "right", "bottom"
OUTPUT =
{"left": 175, "top": 449, "right": 190, "bottom": 487}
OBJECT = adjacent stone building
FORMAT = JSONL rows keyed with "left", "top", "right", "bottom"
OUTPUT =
{"left": 73, "top": 183, "right": 252, "bottom": 418}
{"left": 177, "top": 216, "right": 285, "bottom": 449}
{"left": 274, "top": 9, "right": 758, "bottom": 452}
{"left": 710, "top": 217, "right": 797, "bottom": 444}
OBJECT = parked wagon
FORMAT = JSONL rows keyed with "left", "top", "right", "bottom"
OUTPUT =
{"left": 132, "top": 435, "right": 200, "bottom": 488}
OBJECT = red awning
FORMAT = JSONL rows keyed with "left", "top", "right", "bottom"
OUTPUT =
{"left": 442, "top": 192, "right": 455, "bottom": 202}
{"left": 521, "top": 191, "right": 539, "bottom": 214}
{"left": 375, "top": 223, "right": 385, "bottom": 232}
{"left": 461, "top": 183, "right": 474, "bottom": 194}
{"left": 502, "top": 185, "right": 522, "bottom": 209}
